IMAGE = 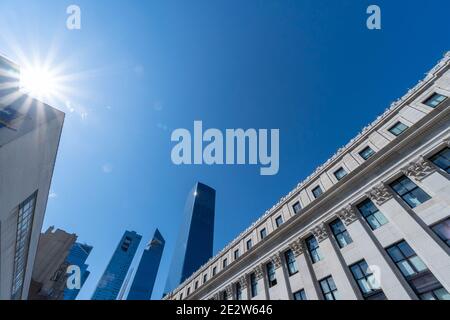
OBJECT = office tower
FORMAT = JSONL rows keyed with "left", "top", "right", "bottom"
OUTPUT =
{"left": 164, "top": 182, "right": 216, "bottom": 295}
{"left": 63, "top": 242, "right": 93, "bottom": 300}
{"left": 127, "top": 229, "right": 165, "bottom": 300}
{"left": 92, "top": 231, "right": 142, "bottom": 300}
{"left": 166, "top": 53, "right": 450, "bottom": 301}
{"left": 28, "top": 227, "right": 77, "bottom": 300}
{"left": 0, "top": 54, "right": 65, "bottom": 300}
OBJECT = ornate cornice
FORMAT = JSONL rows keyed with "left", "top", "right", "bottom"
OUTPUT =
{"left": 337, "top": 205, "right": 359, "bottom": 226}
{"left": 311, "top": 223, "right": 328, "bottom": 242}
{"left": 367, "top": 183, "right": 393, "bottom": 206}
{"left": 401, "top": 157, "right": 436, "bottom": 181}
{"left": 289, "top": 239, "right": 304, "bottom": 257}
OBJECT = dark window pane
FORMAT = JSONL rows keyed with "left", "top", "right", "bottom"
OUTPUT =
{"left": 430, "top": 148, "right": 450, "bottom": 173}
{"left": 389, "top": 122, "right": 408, "bottom": 136}
{"left": 359, "top": 146, "right": 375, "bottom": 160}
{"left": 312, "top": 186, "right": 323, "bottom": 199}
{"left": 423, "top": 93, "right": 447, "bottom": 108}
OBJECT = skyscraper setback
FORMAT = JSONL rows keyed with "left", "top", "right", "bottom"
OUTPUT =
{"left": 164, "top": 182, "right": 216, "bottom": 295}
{"left": 127, "top": 229, "right": 165, "bottom": 300}
{"left": 92, "top": 231, "right": 142, "bottom": 300}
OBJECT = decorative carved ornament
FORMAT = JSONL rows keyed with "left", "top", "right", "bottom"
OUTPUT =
{"left": 253, "top": 265, "right": 264, "bottom": 280}
{"left": 225, "top": 285, "right": 233, "bottom": 298}
{"left": 401, "top": 157, "right": 436, "bottom": 181}
{"left": 311, "top": 223, "right": 328, "bottom": 242}
{"left": 337, "top": 205, "right": 359, "bottom": 226}
{"left": 270, "top": 252, "right": 282, "bottom": 269}
{"left": 289, "top": 239, "right": 304, "bottom": 257}
{"left": 367, "top": 183, "right": 393, "bottom": 206}
{"left": 238, "top": 275, "right": 248, "bottom": 289}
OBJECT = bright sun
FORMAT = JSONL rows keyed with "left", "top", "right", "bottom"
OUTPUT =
{"left": 20, "top": 66, "right": 58, "bottom": 99}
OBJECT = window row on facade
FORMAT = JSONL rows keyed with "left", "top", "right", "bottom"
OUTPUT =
{"left": 170, "top": 87, "right": 449, "bottom": 299}
{"left": 178, "top": 143, "right": 450, "bottom": 300}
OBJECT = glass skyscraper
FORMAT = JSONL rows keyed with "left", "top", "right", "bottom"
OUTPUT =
{"left": 127, "top": 229, "right": 165, "bottom": 300}
{"left": 92, "top": 231, "right": 142, "bottom": 300}
{"left": 164, "top": 182, "right": 216, "bottom": 295}
{"left": 63, "top": 242, "right": 93, "bottom": 300}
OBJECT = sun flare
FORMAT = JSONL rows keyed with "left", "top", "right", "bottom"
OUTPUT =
{"left": 20, "top": 66, "right": 58, "bottom": 99}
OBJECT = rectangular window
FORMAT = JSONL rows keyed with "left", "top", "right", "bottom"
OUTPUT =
{"left": 234, "top": 249, "right": 240, "bottom": 260}
{"left": 275, "top": 215, "right": 284, "bottom": 228}
{"left": 305, "top": 236, "right": 323, "bottom": 263}
{"left": 212, "top": 267, "right": 217, "bottom": 276}
{"left": 386, "top": 240, "right": 449, "bottom": 300}
{"left": 284, "top": 249, "right": 298, "bottom": 276}
{"left": 194, "top": 281, "right": 198, "bottom": 290}
{"left": 320, "top": 276, "right": 339, "bottom": 300}
{"left": 357, "top": 199, "right": 388, "bottom": 230}
{"left": 388, "top": 121, "right": 408, "bottom": 136}
{"left": 250, "top": 273, "right": 258, "bottom": 298}
{"left": 187, "top": 288, "right": 190, "bottom": 296}
{"left": 431, "top": 218, "right": 450, "bottom": 248}
{"left": 246, "top": 239, "right": 253, "bottom": 250}
{"left": 292, "top": 201, "right": 302, "bottom": 214}
{"left": 329, "top": 219, "right": 353, "bottom": 248}
{"left": 260, "top": 228, "right": 267, "bottom": 240}
{"left": 222, "top": 291, "right": 228, "bottom": 300}
{"left": 203, "top": 274, "right": 208, "bottom": 284}
{"left": 293, "top": 289, "right": 307, "bottom": 300}
{"left": 266, "top": 262, "right": 277, "bottom": 287}
{"left": 423, "top": 93, "right": 447, "bottom": 108}
{"left": 236, "top": 282, "right": 242, "bottom": 300}
{"left": 180, "top": 293, "right": 183, "bottom": 300}
{"left": 334, "top": 167, "right": 348, "bottom": 181}
{"left": 359, "top": 146, "right": 375, "bottom": 160}
{"left": 430, "top": 147, "right": 450, "bottom": 173}
{"left": 223, "top": 259, "right": 228, "bottom": 269}
{"left": 350, "top": 260, "right": 386, "bottom": 300}
{"left": 390, "top": 176, "right": 431, "bottom": 208}
{"left": 11, "top": 192, "right": 37, "bottom": 300}
{"left": 312, "top": 186, "right": 323, "bottom": 199}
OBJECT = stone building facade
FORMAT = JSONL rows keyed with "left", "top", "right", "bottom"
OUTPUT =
{"left": 166, "top": 52, "right": 450, "bottom": 300}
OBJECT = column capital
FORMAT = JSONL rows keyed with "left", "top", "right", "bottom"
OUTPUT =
{"left": 311, "top": 223, "right": 329, "bottom": 243}
{"left": 401, "top": 157, "right": 436, "bottom": 181}
{"left": 253, "top": 264, "right": 264, "bottom": 280}
{"left": 367, "top": 183, "right": 393, "bottom": 206}
{"left": 269, "top": 252, "right": 283, "bottom": 269}
{"left": 225, "top": 285, "right": 233, "bottom": 299}
{"left": 238, "top": 275, "right": 248, "bottom": 289}
{"left": 336, "top": 205, "right": 359, "bottom": 226}
{"left": 289, "top": 239, "right": 304, "bottom": 257}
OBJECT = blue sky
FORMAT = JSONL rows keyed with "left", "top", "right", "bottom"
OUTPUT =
{"left": 0, "top": 0, "right": 449, "bottom": 300}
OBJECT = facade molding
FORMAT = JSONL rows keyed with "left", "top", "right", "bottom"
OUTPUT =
{"left": 367, "top": 183, "right": 394, "bottom": 206}
{"left": 336, "top": 205, "right": 359, "bottom": 226}
{"left": 311, "top": 223, "right": 329, "bottom": 243}
{"left": 401, "top": 157, "right": 437, "bottom": 181}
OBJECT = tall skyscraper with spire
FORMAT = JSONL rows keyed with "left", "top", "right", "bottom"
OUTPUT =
{"left": 164, "top": 182, "right": 216, "bottom": 296}
{"left": 127, "top": 229, "right": 165, "bottom": 300}
{"left": 91, "top": 231, "right": 141, "bottom": 300}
